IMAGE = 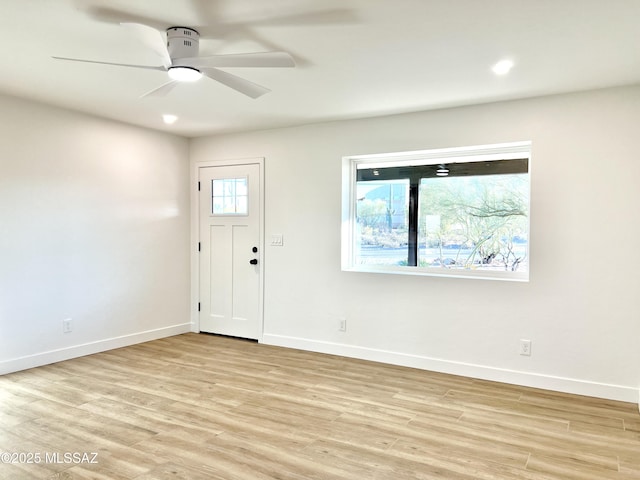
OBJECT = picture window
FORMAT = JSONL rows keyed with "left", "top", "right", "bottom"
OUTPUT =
{"left": 342, "top": 142, "right": 531, "bottom": 281}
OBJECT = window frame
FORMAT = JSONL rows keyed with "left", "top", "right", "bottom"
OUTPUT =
{"left": 341, "top": 142, "right": 531, "bottom": 281}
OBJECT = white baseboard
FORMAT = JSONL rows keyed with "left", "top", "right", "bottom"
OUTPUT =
{"left": 0, "top": 323, "right": 193, "bottom": 375}
{"left": 262, "top": 333, "right": 639, "bottom": 404}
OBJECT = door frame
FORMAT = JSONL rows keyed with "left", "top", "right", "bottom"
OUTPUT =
{"left": 190, "top": 157, "right": 265, "bottom": 341}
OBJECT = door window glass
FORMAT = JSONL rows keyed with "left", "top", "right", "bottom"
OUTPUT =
{"left": 212, "top": 177, "right": 248, "bottom": 215}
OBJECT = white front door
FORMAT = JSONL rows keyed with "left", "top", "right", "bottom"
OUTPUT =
{"left": 199, "top": 162, "right": 262, "bottom": 339}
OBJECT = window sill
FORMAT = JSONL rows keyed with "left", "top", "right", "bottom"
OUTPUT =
{"left": 342, "top": 264, "right": 529, "bottom": 282}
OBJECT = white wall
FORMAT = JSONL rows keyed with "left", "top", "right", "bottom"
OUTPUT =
{"left": 0, "top": 94, "right": 191, "bottom": 373}
{"left": 191, "top": 85, "right": 640, "bottom": 402}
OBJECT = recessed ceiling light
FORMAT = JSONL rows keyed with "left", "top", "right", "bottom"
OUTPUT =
{"left": 168, "top": 66, "right": 202, "bottom": 82}
{"left": 162, "top": 114, "right": 178, "bottom": 125}
{"left": 492, "top": 59, "right": 514, "bottom": 76}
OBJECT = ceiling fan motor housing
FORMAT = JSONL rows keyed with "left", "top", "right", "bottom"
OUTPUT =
{"left": 166, "top": 27, "right": 199, "bottom": 61}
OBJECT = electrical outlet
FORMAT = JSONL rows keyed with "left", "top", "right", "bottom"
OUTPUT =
{"left": 519, "top": 339, "right": 531, "bottom": 356}
{"left": 63, "top": 318, "right": 73, "bottom": 334}
{"left": 339, "top": 318, "right": 347, "bottom": 332}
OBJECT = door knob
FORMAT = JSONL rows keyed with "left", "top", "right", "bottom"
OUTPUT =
{"left": 249, "top": 259, "right": 258, "bottom": 265}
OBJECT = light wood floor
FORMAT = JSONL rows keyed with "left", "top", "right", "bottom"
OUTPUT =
{"left": 1, "top": 333, "right": 639, "bottom": 479}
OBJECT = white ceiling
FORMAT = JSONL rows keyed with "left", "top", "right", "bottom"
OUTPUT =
{"left": 2, "top": 0, "right": 639, "bottom": 137}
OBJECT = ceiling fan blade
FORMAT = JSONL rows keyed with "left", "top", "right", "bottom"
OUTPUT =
{"left": 243, "top": 8, "right": 358, "bottom": 26}
{"left": 140, "top": 80, "right": 179, "bottom": 98}
{"left": 194, "top": 8, "right": 357, "bottom": 37}
{"left": 121, "top": 23, "right": 172, "bottom": 68}
{"left": 177, "top": 52, "right": 295, "bottom": 69}
{"left": 87, "top": 6, "right": 168, "bottom": 31}
{"left": 201, "top": 68, "right": 270, "bottom": 99}
{"left": 52, "top": 56, "right": 166, "bottom": 72}
{"left": 189, "top": 0, "right": 224, "bottom": 25}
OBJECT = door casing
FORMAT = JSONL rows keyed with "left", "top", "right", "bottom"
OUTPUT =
{"left": 191, "top": 157, "right": 265, "bottom": 341}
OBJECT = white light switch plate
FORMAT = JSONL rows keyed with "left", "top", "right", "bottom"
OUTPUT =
{"left": 271, "top": 234, "right": 283, "bottom": 246}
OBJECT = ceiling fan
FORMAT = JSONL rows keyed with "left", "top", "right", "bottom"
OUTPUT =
{"left": 53, "top": 24, "right": 296, "bottom": 99}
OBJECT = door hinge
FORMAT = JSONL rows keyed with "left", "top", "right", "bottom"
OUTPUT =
{"left": 198, "top": 302, "right": 201, "bottom": 312}
{"left": 198, "top": 181, "right": 201, "bottom": 191}
{"left": 198, "top": 242, "right": 201, "bottom": 252}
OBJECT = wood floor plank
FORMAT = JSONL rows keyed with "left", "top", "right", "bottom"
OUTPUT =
{"left": 0, "top": 461, "right": 62, "bottom": 480}
{"left": 525, "top": 453, "right": 637, "bottom": 480}
{"left": 301, "top": 438, "right": 471, "bottom": 480}
{"left": 1, "top": 332, "right": 638, "bottom": 479}
{"left": 398, "top": 418, "right": 532, "bottom": 468}
{"left": 458, "top": 406, "right": 570, "bottom": 434}
{"left": 127, "top": 461, "right": 228, "bottom": 480}
{"left": 60, "top": 445, "right": 164, "bottom": 480}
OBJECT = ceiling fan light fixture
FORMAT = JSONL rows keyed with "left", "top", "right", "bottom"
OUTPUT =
{"left": 168, "top": 66, "right": 202, "bottom": 82}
